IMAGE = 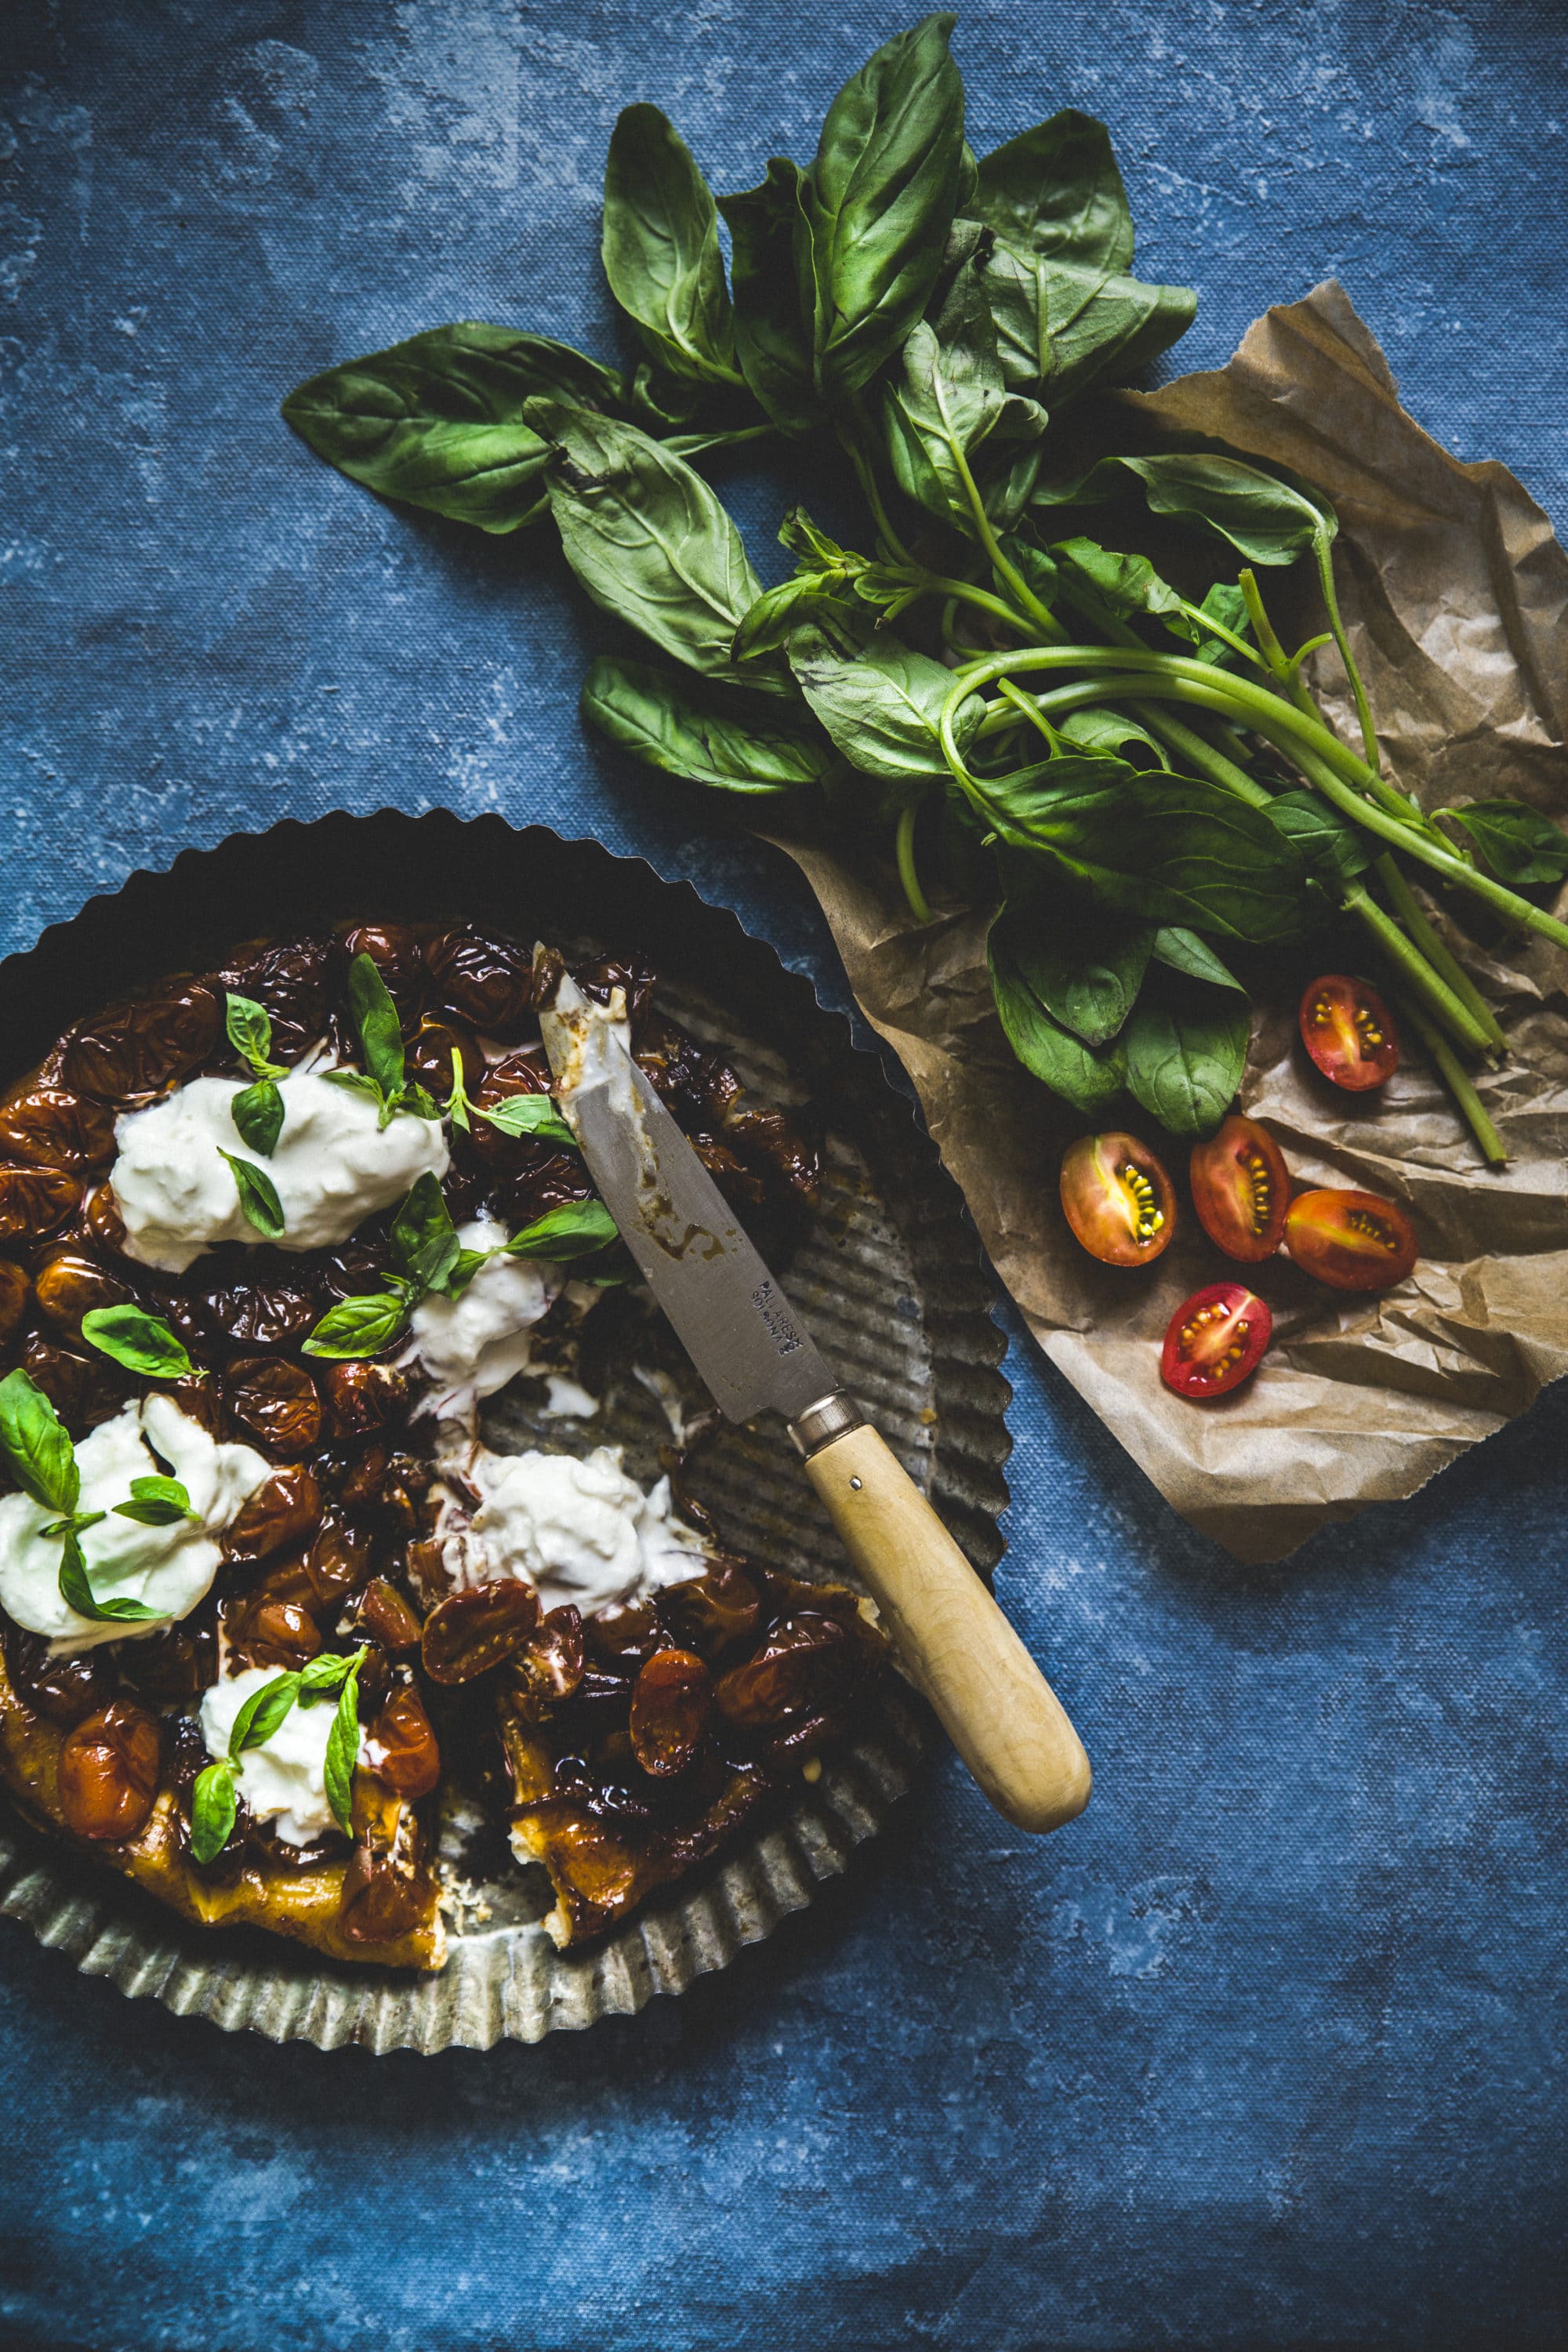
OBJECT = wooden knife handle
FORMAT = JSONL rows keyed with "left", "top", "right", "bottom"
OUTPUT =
{"left": 800, "top": 1420, "right": 1091, "bottom": 1835}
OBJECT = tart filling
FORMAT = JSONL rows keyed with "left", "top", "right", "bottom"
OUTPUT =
{"left": 0, "top": 921, "right": 891, "bottom": 1970}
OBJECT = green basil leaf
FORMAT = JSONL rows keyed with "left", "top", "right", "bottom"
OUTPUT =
{"left": 994, "top": 902, "right": 1155, "bottom": 1048}
{"left": 883, "top": 310, "right": 1047, "bottom": 539}
{"left": 230, "top": 1671, "right": 302, "bottom": 1759}
{"left": 803, "top": 13, "right": 966, "bottom": 402}
{"left": 1265, "top": 790, "right": 1374, "bottom": 887}
{"left": 733, "top": 572, "right": 853, "bottom": 662}
{"left": 322, "top": 1653, "right": 365, "bottom": 1837}
{"left": 114, "top": 1472, "right": 198, "bottom": 1527}
{"left": 1051, "top": 534, "right": 1187, "bottom": 630}
{"left": 472, "top": 1094, "right": 579, "bottom": 1148}
{"left": 1149, "top": 927, "right": 1245, "bottom": 991}
{"left": 302, "top": 1290, "right": 415, "bottom": 1362}
{"left": 1120, "top": 978, "right": 1252, "bottom": 1138}
{"left": 505, "top": 1200, "right": 620, "bottom": 1260}
{"left": 347, "top": 952, "right": 406, "bottom": 1105}
{"left": 322, "top": 1069, "right": 384, "bottom": 1104}
{"left": 790, "top": 632, "right": 979, "bottom": 780}
{"left": 982, "top": 241, "right": 1196, "bottom": 404}
{"left": 281, "top": 325, "right": 626, "bottom": 533}
{"left": 391, "top": 1171, "right": 460, "bottom": 1295}
{"left": 581, "top": 655, "right": 831, "bottom": 795}
{"left": 79, "top": 1305, "right": 195, "bottom": 1382}
{"left": 299, "top": 1647, "right": 361, "bottom": 1697}
{"left": 42, "top": 1510, "right": 104, "bottom": 1541}
{"left": 987, "top": 921, "right": 1123, "bottom": 1116}
{"left": 57, "top": 1528, "right": 161, "bottom": 1624}
{"left": 971, "top": 111, "right": 1134, "bottom": 271}
{"left": 224, "top": 991, "right": 278, "bottom": 1076}
{"left": 1035, "top": 452, "right": 1334, "bottom": 568}
{"left": 218, "top": 1149, "right": 285, "bottom": 1242}
{"left": 525, "top": 403, "right": 784, "bottom": 691}
{"left": 1442, "top": 800, "right": 1568, "bottom": 887}
{"left": 0, "top": 1367, "right": 78, "bottom": 1515}
{"left": 779, "top": 507, "right": 857, "bottom": 570}
{"left": 717, "top": 161, "right": 822, "bottom": 435}
{"left": 603, "top": 105, "right": 738, "bottom": 386}
{"left": 976, "top": 757, "right": 1312, "bottom": 943}
{"left": 1055, "top": 706, "right": 1169, "bottom": 766}
{"left": 232, "top": 1076, "right": 285, "bottom": 1156}
{"left": 1188, "top": 581, "right": 1254, "bottom": 667}
{"left": 190, "top": 1761, "right": 238, "bottom": 1865}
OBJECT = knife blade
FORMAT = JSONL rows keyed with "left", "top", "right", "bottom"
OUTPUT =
{"left": 539, "top": 967, "right": 1091, "bottom": 1836}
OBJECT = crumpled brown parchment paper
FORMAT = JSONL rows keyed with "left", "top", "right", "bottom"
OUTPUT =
{"left": 768, "top": 283, "right": 1568, "bottom": 1562}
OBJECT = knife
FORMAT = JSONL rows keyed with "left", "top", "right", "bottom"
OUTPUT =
{"left": 539, "top": 970, "right": 1091, "bottom": 1835}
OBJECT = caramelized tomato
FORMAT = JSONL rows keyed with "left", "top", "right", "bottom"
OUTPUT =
{"left": 1059, "top": 1132, "right": 1175, "bottom": 1267}
{"left": 1298, "top": 975, "right": 1399, "bottom": 1091}
{"left": 1160, "top": 1283, "right": 1272, "bottom": 1401}
{"left": 1283, "top": 1189, "right": 1418, "bottom": 1291}
{"left": 57, "top": 1700, "right": 162, "bottom": 1840}
{"left": 1189, "top": 1115, "right": 1290, "bottom": 1263}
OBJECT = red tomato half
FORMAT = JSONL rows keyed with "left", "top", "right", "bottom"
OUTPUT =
{"left": 1189, "top": 1115, "right": 1290, "bottom": 1262}
{"left": 1059, "top": 1131, "right": 1175, "bottom": 1267}
{"left": 1298, "top": 974, "right": 1399, "bottom": 1091}
{"left": 1160, "top": 1283, "right": 1272, "bottom": 1400}
{"left": 1283, "top": 1188, "right": 1418, "bottom": 1291}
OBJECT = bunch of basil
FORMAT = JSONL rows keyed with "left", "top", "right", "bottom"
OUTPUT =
{"left": 283, "top": 13, "right": 1568, "bottom": 1160}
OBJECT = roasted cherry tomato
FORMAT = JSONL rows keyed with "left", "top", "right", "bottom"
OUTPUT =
{"left": 1160, "top": 1283, "right": 1272, "bottom": 1401}
{"left": 1189, "top": 1115, "right": 1290, "bottom": 1263}
{"left": 1298, "top": 974, "right": 1399, "bottom": 1091}
{"left": 1283, "top": 1188, "right": 1418, "bottom": 1291}
{"left": 1059, "top": 1131, "right": 1175, "bottom": 1267}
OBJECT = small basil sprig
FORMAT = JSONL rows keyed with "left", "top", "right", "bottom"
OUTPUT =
{"left": 445, "top": 1045, "right": 578, "bottom": 1148}
{"left": 0, "top": 1370, "right": 163, "bottom": 1624}
{"left": 80, "top": 1305, "right": 200, "bottom": 1382}
{"left": 303, "top": 1171, "right": 460, "bottom": 1359}
{"left": 504, "top": 1199, "right": 619, "bottom": 1259}
{"left": 327, "top": 954, "right": 439, "bottom": 1131}
{"left": 225, "top": 991, "right": 289, "bottom": 1156}
{"left": 218, "top": 1147, "right": 286, "bottom": 1241}
{"left": 114, "top": 1474, "right": 200, "bottom": 1527}
{"left": 190, "top": 1646, "right": 367, "bottom": 1864}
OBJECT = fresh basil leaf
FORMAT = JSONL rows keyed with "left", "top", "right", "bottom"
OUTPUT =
{"left": 281, "top": 325, "right": 626, "bottom": 533}
{"left": 230, "top": 1671, "right": 302, "bottom": 1758}
{"left": 190, "top": 1761, "right": 238, "bottom": 1865}
{"left": 779, "top": 507, "right": 857, "bottom": 570}
{"left": 977, "top": 757, "right": 1313, "bottom": 944}
{"left": 1055, "top": 706, "right": 1168, "bottom": 766}
{"left": 1120, "top": 978, "right": 1252, "bottom": 1138}
{"left": 322, "top": 1652, "right": 365, "bottom": 1837}
{"left": 982, "top": 241, "right": 1196, "bottom": 405}
{"left": 218, "top": 1149, "right": 285, "bottom": 1242}
{"left": 114, "top": 1472, "right": 198, "bottom": 1527}
{"left": 802, "top": 13, "right": 966, "bottom": 402}
{"left": 347, "top": 951, "right": 407, "bottom": 1105}
{"left": 1035, "top": 452, "right": 1334, "bottom": 568}
{"left": 58, "top": 1528, "right": 161, "bottom": 1624}
{"left": 0, "top": 1367, "right": 78, "bottom": 1515}
{"left": 1265, "top": 790, "right": 1374, "bottom": 887}
{"left": 603, "top": 105, "right": 738, "bottom": 386}
{"left": 994, "top": 902, "right": 1154, "bottom": 1048}
{"left": 299, "top": 1647, "right": 361, "bottom": 1697}
{"left": 41, "top": 1510, "right": 104, "bottom": 1541}
{"left": 1442, "top": 800, "right": 1568, "bottom": 887}
{"left": 581, "top": 656, "right": 832, "bottom": 795}
{"left": 232, "top": 1076, "right": 285, "bottom": 1156}
{"left": 1051, "top": 534, "right": 1187, "bottom": 630}
{"left": 505, "top": 1200, "right": 620, "bottom": 1260}
{"left": 883, "top": 308, "right": 1047, "bottom": 539}
{"left": 717, "top": 161, "right": 822, "bottom": 435}
{"left": 1188, "top": 581, "right": 1254, "bottom": 666}
{"left": 525, "top": 403, "right": 786, "bottom": 691}
{"left": 391, "top": 1171, "right": 460, "bottom": 1295}
{"left": 302, "top": 1290, "right": 415, "bottom": 1362}
{"left": 1149, "top": 927, "right": 1245, "bottom": 992}
{"left": 472, "top": 1094, "right": 579, "bottom": 1148}
{"left": 972, "top": 111, "right": 1134, "bottom": 271}
{"left": 322, "top": 1069, "right": 384, "bottom": 1103}
{"left": 987, "top": 921, "right": 1123, "bottom": 1116}
{"left": 733, "top": 572, "right": 855, "bottom": 662}
{"left": 790, "top": 632, "right": 978, "bottom": 780}
{"left": 224, "top": 991, "right": 278, "bottom": 1076}
{"left": 79, "top": 1305, "right": 195, "bottom": 1382}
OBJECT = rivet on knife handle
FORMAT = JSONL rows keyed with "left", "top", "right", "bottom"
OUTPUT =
{"left": 791, "top": 1398, "right": 1092, "bottom": 1835}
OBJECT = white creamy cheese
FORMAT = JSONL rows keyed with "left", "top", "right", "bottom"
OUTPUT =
{"left": 200, "top": 1664, "right": 358, "bottom": 1846}
{"left": 111, "top": 1061, "right": 448, "bottom": 1273}
{"left": 442, "top": 1442, "right": 710, "bottom": 1614}
{"left": 0, "top": 1396, "right": 271, "bottom": 1653}
{"left": 407, "top": 1218, "right": 564, "bottom": 1417}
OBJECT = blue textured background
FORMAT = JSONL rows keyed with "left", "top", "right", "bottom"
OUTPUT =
{"left": 3, "top": 5, "right": 1566, "bottom": 2347}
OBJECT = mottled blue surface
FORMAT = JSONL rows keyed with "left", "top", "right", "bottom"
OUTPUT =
{"left": 2, "top": 4, "right": 1566, "bottom": 2347}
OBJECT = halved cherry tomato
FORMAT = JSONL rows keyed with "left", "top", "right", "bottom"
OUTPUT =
{"left": 1189, "top": 1115, "right": 1290, "bottom": 1262}
{"left": 1298, "top": 974, "right": 1399, "bottom": 1091}
{"left": 1059, "top": 1131, "right": 1175, "bottom": 1267}
{"left": 1283, "top": 1188, "right": 1418, "bottom": 1291}
{"left": 1160, "top": 1283, "right": 1272, "bottom": 1400}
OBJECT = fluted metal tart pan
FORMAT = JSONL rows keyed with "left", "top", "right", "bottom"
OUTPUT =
{"left": 0, "top": 815, "right": 1011, "bottom": 2048}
